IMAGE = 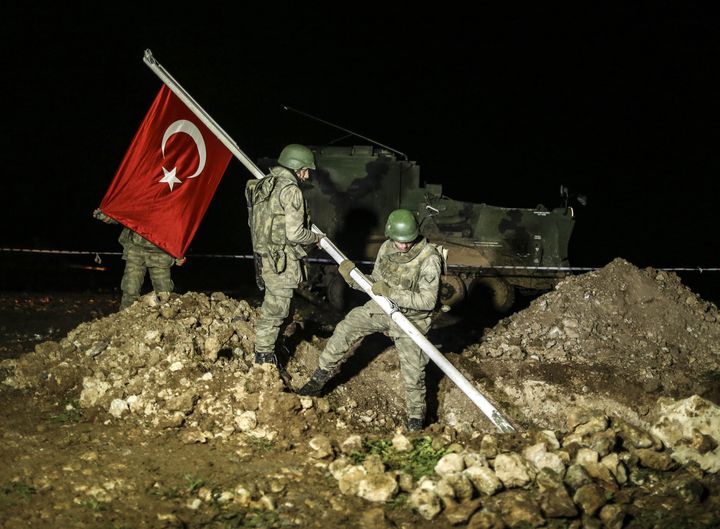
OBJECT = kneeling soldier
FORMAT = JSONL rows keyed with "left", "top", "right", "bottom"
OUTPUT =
{"left": 298, "top": 209, "right": 442, "bottom": 432}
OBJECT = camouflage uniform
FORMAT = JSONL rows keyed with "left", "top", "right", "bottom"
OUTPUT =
{"left": 250, "top": 166, "right": 320, "bottom": 357}
{"left": 119, "top": 227, "right": 176, "bottom": 310}
{"left": 318, "top": 237, "right": 442, "bottom": 420}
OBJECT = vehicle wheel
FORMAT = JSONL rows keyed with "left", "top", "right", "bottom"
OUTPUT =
{"left": 439, "top": 274, "right": 467, "bottom": 307}
{"left": 471, "top": 277, "right": 516, "bottom": 314}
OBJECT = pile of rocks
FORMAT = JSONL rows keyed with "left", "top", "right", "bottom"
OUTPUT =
{"left": 319, "top": 399, "right": 719, "bottom": 527}
{"left": 2, "top": 292, "right": 306, "bottom": 440}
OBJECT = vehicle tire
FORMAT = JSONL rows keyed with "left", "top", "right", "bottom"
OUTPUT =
{"left": 439, "top": 274, "right": 467, "bottom": 307}
{"left": 471, "top": 277, "right": 516, "bottom": 314}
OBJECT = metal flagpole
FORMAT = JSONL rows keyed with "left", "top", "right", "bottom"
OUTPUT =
{"left": 141, "top": 49, "right": 516, "bottom": 433}
{"left": 142, "top": 50, "right": 264, "bottom": 180}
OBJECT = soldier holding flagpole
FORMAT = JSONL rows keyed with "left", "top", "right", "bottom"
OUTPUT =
{"left": 246, "top": 144, "right": 324, "bottom": 367}
{"left": 93, "top": 209, "right": 185, "bottom": 309}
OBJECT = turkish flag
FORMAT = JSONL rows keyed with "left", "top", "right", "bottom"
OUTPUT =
{"left": 99, "top": 85, "right": 232, "bottom": 258}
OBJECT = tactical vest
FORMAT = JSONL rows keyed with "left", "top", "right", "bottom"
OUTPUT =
{"left": 376, "top": 238, "right": 445, "bottom": 315}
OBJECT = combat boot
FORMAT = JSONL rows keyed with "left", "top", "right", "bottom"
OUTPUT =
{"left": 406, "top": 417, "right": 424, "bottom": 432}
{"left": 297, "top": 368, "right": 331, "bottom": 396}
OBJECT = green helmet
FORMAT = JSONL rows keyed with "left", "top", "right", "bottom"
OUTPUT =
{"left": 385, "top": 209, "right": 419, "bottom": 242}
{"left": 278, "top": 144, "right": 316, "bottom": 171}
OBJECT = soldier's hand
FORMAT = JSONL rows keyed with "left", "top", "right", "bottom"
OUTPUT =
{"left": 338, "top": 259, "right": 356, "bottom": 284}
{"left": 315, "top": 232, "right": 326, "bottom": 248}
{"left": 371, "top": 280, "right": 391, "bottom": 297}
{"left": 175, "top": 257, "right": 187, "bottom": 266}
{"left": 93, "top": 209, "right": 115, "bottom": 224}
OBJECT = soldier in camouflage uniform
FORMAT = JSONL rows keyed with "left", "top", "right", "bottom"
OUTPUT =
{"left": 246, "top": 144, "right": 322, "bottom": 366}
{"left": 298, "top": 209, "right": 442, "bottom": 431}
{"left": 93, "top": 209, "right": 184, "bottom": 310}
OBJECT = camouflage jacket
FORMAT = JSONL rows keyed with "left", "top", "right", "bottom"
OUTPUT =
{"left": 369, "top": 238, "right": 442, "bottom": 318}
{"left": 247, "top": 166, "right": 318, "bottom": 261}
{"left": 119, "top": 227, "right": 168, "bottom": 255}
{"left": 95, "top": 210, "right": 171, "bottom": 259}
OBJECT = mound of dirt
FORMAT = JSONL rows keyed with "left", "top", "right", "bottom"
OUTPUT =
{"left": 451, "top": 258, "right": 720, "bottom": 431}
{"left": 3, "top": 258, "right": 719, "bottom": 439}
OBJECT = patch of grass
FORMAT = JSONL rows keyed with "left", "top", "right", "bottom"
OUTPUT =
{"left": 3, "top": 480, "right": 37, "bottom": 500}
{"left": 184, "top": 474, "right": 205, "bottom": 494}
{"left": 386, "top": 492, "right": 409, "bottom": 510}
{"left": 213, "top": 510, "right": 285, "bottom": 528}
{"left": 49, "top": 400, "right": 83, "bottom": 423}
{"left": 82, "top": 497, "right": 107, "bottom": 511}
{"left": 245, "top": 436, "right": 275, "bottom": 453}
{"left": 703, "top": 370, "right": 720, "bottom": 382}
{"left": 352, "top": 436, "right": 449, "bottom": 481}
{"left": 150, "top": 484, "right": 181, "bottom": 500}
{"left": 241, "top": 510, "right": 282, "bottom": 528}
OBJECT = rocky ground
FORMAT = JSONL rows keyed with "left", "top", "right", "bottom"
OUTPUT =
{"left": 1, "top": 258, "right": 719, "bottom": 528}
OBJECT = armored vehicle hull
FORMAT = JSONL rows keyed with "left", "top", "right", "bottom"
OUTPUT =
{"left": 261, "top": 145, "right": 575, "bottom": 311}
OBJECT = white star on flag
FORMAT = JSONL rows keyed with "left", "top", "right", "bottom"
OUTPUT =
{"left": 159, "top": 166, "right": 182, "bottom": 190}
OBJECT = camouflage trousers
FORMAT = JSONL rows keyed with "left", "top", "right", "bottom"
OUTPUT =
{"left": 254, "top": 256, "right": 302, "bottom": 355}
{"left": 254, "top": 285, "right": 294, "bottom": 355}
{"left": 318, "top": 303, "right": 431, "bottom": 420}
{"left": 120, "top": 248, "right": 175, "bottom": 310}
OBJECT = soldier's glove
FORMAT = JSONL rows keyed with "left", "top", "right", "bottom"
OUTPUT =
{"left": 175, "top": 257, "right": 187, "bottom": 266}
{"left": 93, "top": 208, "right": 110, "bottom": 223}
{"left": 338, "top": 259, "right": 356, "bottom": 285}
{"left": 371, "top": 280, "right": 392, "bottom": 298}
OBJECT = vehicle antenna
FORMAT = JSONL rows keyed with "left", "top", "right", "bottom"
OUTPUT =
{"left": 282, "top": 105, "right": 408, "bottom": 160}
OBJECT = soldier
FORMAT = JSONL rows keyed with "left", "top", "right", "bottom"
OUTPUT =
{"left": 93, "top": 209, "right": 185, "bottom": 310}
{"left": 246, "top": 144, "right": 322, "bottom": 366}
{"left": 298, "top": 209, "right": 442, "bottom": 431}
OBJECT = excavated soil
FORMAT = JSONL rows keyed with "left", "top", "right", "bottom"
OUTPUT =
{"left": 1, "top": 258, "right": 720, "bottom": 528}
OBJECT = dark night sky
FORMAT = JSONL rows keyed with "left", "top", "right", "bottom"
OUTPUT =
{"left": 2, "top": 3, "right": 719, "bottom": 296}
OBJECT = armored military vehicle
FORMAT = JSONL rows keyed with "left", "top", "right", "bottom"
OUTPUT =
{"left": 259, "top": 144, "right": 578, "bottom": 312}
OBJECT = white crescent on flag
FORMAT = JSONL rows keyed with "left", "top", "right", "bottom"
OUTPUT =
{"left": 159, "top": 119, "right": 207, "bottom": 190}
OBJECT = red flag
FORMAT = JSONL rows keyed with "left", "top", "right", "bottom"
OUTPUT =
{"left": 99, "top": 85, "right": 232, "bottom": 258}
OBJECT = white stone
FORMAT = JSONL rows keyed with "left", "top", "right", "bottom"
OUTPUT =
{"left": 434, "top": 453, "right": 465, "bottom": 476}
{"left": 109, "top": 399, "right": 128, "bottom": 418}
{"left": 494, "top": 453, "right": 533, "bottom": 488}
{"left": 144, "top": 330, "right": 161, "bottom": 345}
{"left": 409, "top": 488, "right": 442, "bottom": 520}
{"left": 341, "top": 434, "right": 363, "bottom": 455}
{"left": 536, "top": 430, "right": 561, "bottom": 450}
{"left": 337, "top": 465, "right": 367, "bottom": 495}
{"left": 651, "top": 395, "right": 720, "bottom": 473}
{"left": 169, "top": 361, "right": 184, "bottom": 372}
{"left": 309, "top": 435, "right": 334, "bottom": 459}
{"left": 329, "top": 457, "right": 351, "bottom": 480}
{"left": 464, "top": 465, "right": 502, "bottom": 496}
{"left": 392, "top": 433, "right": 412, "bottom": 452}
{"left": 357, "top": 472, "right": 399, "bottom": 502}
{"left": 79, "top": 377, "right": 111, "bottom": 407}
{"left": 235, "top": 411, "right": 257, "bottom": 432}
{"left": 576, "top": 448, "right": 599, "bottom": 465}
